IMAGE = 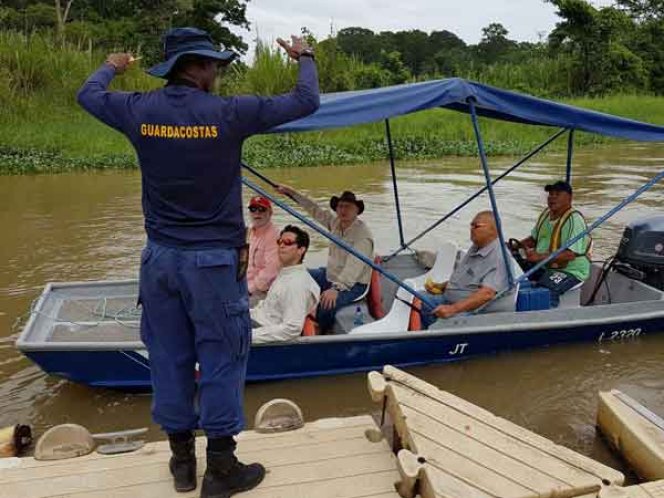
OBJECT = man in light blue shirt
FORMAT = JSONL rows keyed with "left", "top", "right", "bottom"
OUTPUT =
{"left": 422, "top": 211, "right": 511, "bottom": 328}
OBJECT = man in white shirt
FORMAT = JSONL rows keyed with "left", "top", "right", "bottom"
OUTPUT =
{"left": 251, "top": 225, "right": 320, "bottom": 343}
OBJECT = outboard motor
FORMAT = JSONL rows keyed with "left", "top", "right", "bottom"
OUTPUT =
{"left": 615, "top": 215, "right": 664, "bottom": 291}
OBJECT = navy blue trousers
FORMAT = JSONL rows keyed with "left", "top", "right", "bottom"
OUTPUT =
{"left": 308, "top": 268, "right": 367, "bottom": 332}
{"left": 139, "top": 240, "right": 251, "bottom": 438}
{"left": 535, "top": 270, "right": 581, "bottom": 307}
{"left": 420, "top": 294, "right": 453, "bottom": 329}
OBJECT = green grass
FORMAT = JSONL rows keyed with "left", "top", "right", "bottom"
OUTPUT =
{"left": 2, "top": 31, "right": 664, "bottom": 174}
{"left": 4, "top": 94, "right": 664, "bottom": 174}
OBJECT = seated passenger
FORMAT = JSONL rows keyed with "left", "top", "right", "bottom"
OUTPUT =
{"left": 276, "top": 185, "right": 374, "bottom": 333}
{"left": 421, "top": 211, "right": 510, "bottom": 329}
{"left": 246, "top": 196, "right": 280, "bottom": 303}
{"left": 514, "top": 181, "right": 591, "bottom": 307}
{"left": 251, "top": 225, "right": 320, "bottom": 344}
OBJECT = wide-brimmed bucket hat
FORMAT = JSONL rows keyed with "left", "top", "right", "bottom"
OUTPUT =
{"left": 330, "top": 191, "right": 364, "bottom": 215}
{"left": 147, "top": 27, "right": 237, "bottom": 78}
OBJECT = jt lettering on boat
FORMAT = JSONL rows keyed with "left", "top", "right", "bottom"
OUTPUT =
{"left": 449, "top": 343, "right": 469, "bottom": 355}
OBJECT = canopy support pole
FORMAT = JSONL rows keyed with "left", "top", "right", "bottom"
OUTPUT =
{"left": 566, "top": 129, "right": 575, "bottom": 184}
{"left": 241, "top": 173, "right": 437, "bottom": 309}
{"left": 517, "top": 168, "right": 664, "bottom": 286}
{"left": 467, "top": 99, "right": 516, "bottom": 286}
{"left": 383, "top": 127, "right": 567, "bottom": 261}
{"left": 385, "top": 119, "right": 406, "bottom": 249}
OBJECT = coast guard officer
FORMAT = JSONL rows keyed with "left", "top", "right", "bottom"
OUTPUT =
{"left": 77, "top": 28, "right": 319, "bottom": 498}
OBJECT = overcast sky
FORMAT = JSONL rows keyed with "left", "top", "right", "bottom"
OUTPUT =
{"left": 232, "top": 0, "right": 614, "bottom": 62}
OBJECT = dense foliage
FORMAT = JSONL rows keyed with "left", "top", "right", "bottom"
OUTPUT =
{"left": 3, "top": 0, "right": 664, "bottom": 174}
{"left": 3, "top": 0, "right": 664, "bottom": 96}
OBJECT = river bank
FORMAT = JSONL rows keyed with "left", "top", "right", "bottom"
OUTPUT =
{"left": 2, "top": 94, "right": 664, "bottom": 174}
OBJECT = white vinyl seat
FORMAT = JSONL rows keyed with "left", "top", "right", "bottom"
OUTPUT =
{"left": 349, "top": 242, "right": 458, "bottom": 334}
{"left": 557, "top": 279, "right": 585, "bottom": 309}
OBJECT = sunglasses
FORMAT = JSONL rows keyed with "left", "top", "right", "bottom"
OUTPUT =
{"left": 470, "top": 223, "right": 487, "bottom": 229}
{"left": 248, "top": 206, "right": 267, "bottom": 213}
{"left": 276, "top": 238, "right": 298, "bottom": 247}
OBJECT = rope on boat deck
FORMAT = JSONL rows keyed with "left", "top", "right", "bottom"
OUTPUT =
{"left": 25, "top": 297, "right": 142, "bottom": 331}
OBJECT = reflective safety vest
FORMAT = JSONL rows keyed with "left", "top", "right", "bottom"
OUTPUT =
{"left": 534, "top": 207, "right": 592, "bottom": 258}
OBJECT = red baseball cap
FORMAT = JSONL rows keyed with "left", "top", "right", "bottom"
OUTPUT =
{"left": 248, "top": 196, "right": 272, "bottom": 210}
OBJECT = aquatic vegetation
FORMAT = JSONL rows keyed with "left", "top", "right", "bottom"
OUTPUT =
{"left": 2, "top": 31, "right": 664, "bottom": 174}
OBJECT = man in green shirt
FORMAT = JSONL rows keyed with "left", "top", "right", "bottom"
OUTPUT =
{"left": 516, "top": 181, "right": 591, "bottom": 307}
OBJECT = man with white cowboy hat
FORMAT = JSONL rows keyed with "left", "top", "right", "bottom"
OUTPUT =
{"left": 277, "top": 185, "right": 374, "bottom": 332}
{"left": 77, "top": 26, "right": 319, "bottom": 498}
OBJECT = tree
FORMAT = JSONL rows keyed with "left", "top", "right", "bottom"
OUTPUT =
{"left": 3, "top": 0, "right": 250, "bottom": 64}
{"left": 477, "top": 22, "right": 517, "bottom": 63}
{"left": 54, "top": 0, "right": 74, "bottom": 36}
{"left": 391, "top": 29, "right": 430, "bottom": 76}
{"left": 379, "top": 50, "right": 411, "bottom": 84}
{"left": 336, "top": 27, "right": 380, "bottom": 63}
{"left": 548, "top": 0, "right": 645, "bottom": 94}
{"left": 616, "top": 0, "right": 664, "bottom": 21}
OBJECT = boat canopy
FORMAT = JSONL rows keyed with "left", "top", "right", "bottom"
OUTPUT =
{"left": 269, "top": 77, "right": 664, "bottom": 142}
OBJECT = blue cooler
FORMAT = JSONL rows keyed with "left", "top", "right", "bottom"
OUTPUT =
{"left": 516, "top": 281, "right": 551, "bottom": 311}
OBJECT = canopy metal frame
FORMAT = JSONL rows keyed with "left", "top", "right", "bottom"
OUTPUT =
{"left": 242, "top": 98, "right": 664, "bottom": 314}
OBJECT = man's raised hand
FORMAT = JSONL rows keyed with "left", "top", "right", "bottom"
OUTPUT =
{"left": 276, "top": 36, "right": 312, "bottom": 61}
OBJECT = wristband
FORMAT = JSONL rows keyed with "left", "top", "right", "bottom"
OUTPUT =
{"left": 299, "top": 49, "right": 315, "bottom": 60}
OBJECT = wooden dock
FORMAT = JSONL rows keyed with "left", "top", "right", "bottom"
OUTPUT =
{"left": 579, "top": 479, "right": 664, "bottom": 497}
{"left": 0, "top": 415, "right": 401, "bottom": 498}
{"left": 369, "top": 365, "right": 625, "bottom": 498}
{"left": 4, "top": 365, "right": 660, "bottom": 498}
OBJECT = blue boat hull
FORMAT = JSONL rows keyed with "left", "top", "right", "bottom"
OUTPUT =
{"left": 23, "top": 313, "right": 663, "bottom": 391}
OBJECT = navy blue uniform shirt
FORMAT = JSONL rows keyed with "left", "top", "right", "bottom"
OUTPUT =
{"left": 77, "top": 58, "right": 319, "bottom": 249}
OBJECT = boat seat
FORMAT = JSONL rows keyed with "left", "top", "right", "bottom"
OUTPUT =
{"left": 558, "top": 280, "right": 585, "bottom": 309}
{"left": 333, "top": 301, "right": 373, "bottom": 334}
{"left": 301, "top": 314, "right": 318, "bottom": 336}
{"left": 330, "top": 256, "right": 386, "bottom": 334}
{"left": 349, "top": 242, "right": 459, "bottom": 334}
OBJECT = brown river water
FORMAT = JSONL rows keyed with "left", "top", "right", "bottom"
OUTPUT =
{"left": 1, "top": 142, "right": 664, "bottom": 477}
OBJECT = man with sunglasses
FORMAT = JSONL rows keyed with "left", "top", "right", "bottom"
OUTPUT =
{"left": 276, "top": 186, "right": 374, "bottom": 333}
{"left": 78, "top": 27, "right": 319, "bottom": 498}
{"left": 421, "top": 211, "right": 513, "bottom": 328}
{"left": 247, "top": 196, "right": 280, "bottom": 303}
{"left": 251, "top": 225, "right": 320, "bottom": 343}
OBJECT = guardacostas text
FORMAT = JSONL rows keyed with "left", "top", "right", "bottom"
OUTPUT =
{"left": 140, "top": 124, "right": 219, "bottom": 139}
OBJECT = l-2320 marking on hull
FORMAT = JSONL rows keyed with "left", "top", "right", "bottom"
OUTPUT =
{"left": 597, "top": 328, "right": 643, "bottom": 343}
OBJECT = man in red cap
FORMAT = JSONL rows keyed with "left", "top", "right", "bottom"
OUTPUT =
{"left": 247, "top": 196, "right": 280, "bottom": 302}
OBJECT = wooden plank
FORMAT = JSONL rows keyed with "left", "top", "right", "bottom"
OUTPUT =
{"left": 2, "top": 436, "right": 389, "bottom": 496}
{"left": 640, "top": 479, "right": 664, "bottom": 498}
{"left": 45, "top": 470, "right": 401, "bottom": 498}
{"left": 391, "top": 384, "right": 598, "bottom": 493}
{"left": 237, "top": 415, "right": 376, "bottom": 441}
{"left": 6, "top": 416, "right": 377, "bottom": 473}
{"left": 420, "top": 466, "right": 495, "bottom": 498}
{"left": 401, "top": 405, "right": 593, "bottom": 498}
{"left": 412, "top": 435, "right": 535, "bottom": 498}
{"left": 383, "top": 365, "right": 624, "bottom": 485}
{"left": 3, "top": 451, "right": 397, "bottom": 498}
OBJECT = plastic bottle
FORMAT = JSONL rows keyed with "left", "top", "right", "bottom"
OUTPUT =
{"left": 353, "top": 305, "right": 364, "bottom": 327}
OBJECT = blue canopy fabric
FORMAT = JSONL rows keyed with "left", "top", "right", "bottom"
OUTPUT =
{"left": 269, "top": 77, "right": 664, "bottom": 141}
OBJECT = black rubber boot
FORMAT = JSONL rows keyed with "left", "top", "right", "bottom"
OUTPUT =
{"left": 168, "top": 431, "right": 197, "bottom": 492}
{"left": 200, "top": 438, "right": 265, "bottom": 498}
